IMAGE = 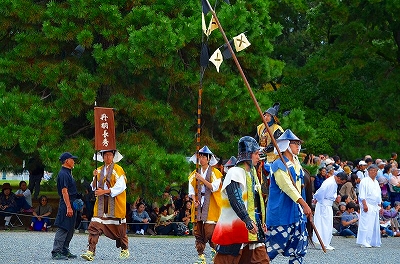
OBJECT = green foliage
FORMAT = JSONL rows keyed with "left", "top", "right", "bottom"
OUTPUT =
{"left": 0, "top": 0, "right": 282, "bottom": 200}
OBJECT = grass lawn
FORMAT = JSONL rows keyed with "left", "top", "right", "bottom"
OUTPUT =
{"left": 0, "top": 179, "right": 58, "bottom": 199}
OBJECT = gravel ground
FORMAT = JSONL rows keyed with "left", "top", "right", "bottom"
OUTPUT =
{"left": 0, "top": 230, "right": 398, "bottom": 263}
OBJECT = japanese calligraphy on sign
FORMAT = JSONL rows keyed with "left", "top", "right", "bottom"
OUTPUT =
{"left": 94, "top": 107, "right": 116, "bottom": 151}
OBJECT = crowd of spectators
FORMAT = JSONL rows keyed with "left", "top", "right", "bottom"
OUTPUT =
{"left": 2, "top": 152, "right": 400, "bottom": 241}
{"left": 306, "top": 152, "right": 400, "bottom": 239}
{"left": 125, "top": 189, "right": 193, "bottom": 236}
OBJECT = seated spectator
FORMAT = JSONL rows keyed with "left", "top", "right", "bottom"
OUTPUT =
{"left": 0, "top": 183, "right": 17, "bottom": 229}
{"left": 162, "top": 191, "right": 175, "bottom": 215}
{"left": 30, "top": 195, "right": 52, "bottom": 231}
{"left": 149, "top": 202, "right": 159, "bottom": 224}
{"left": 381, "top": 201, "right": 400, "bottom": 236}
{"left": 395, "top": 201, "right": 400, "bottom": 223}
{"left": 332, "top": 194, "right": 341, "bottom": 216}
{"left": 334, "top": 202, "right": 347, "bottom": 233}
{"left": 146, "top": 202, "right": 159, "bottom": 235}
{"left": 75, "top": 203, "right": 89, "bottom": 232}
{"left": 126, "top": 201, "right": 136, "bottom": 232}
{"left": 132, "top": 202, "right": 151, "bottom": 235}
{"left": 155, "top": 205, "right": 178, "bottom": 235}
{"left": 341, "top": 194, "right": 351, "bottom": 204}
{"left": 82, "top": 185, "right": 95, "bottom": 221}
{"left": 14, "top": 180, "right": 33, "bottom": 212}
{"left": 339, "top": 174, "right": 358, "bottom": 202}
{"left": 380, "top": 208, "right": 394, "bottom": 237}
{"left": 173, "top": 191, "right": 187, "bottom": 212}
{"left": 340, "top": 202, "right": 358, "bottom": 238}
{"left": 178, "top": 200, "right": 193, "bottom": 235}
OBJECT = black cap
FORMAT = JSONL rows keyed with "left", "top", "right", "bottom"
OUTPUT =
{"left": 59, "top": 152, "right": 78, "bottom": 163}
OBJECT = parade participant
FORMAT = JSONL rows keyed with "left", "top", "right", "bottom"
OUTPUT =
{"left": 312, "top": 172, "right": 348, "bottom": 250}
{"left": 254, "top": 102, "right": 284, "bottom": 163}
{"left": 212, "top": 136, "right": 269, "bottom": 264}
{"left": 265, "top": 129, "right": 312, "bottom": 264}
{"left": 51, "top": 152, "right": 79, "bottom": 260}
{"left": 81, "top": 149, "right": 129, "bottom": 261}
{"left": 356, "top": 164, "right": 382, "bottom": 248}
{"left": 188, "top": 146, "right": 223, "bottom": 264}
{"left": 222, "top": 156, "right": 237, "bottom": 176}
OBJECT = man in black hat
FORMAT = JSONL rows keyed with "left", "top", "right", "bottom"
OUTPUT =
{"left": 51, "top": 152, "right": 79, "bottom": 260}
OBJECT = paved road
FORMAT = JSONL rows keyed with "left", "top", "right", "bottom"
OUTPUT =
{"left": 0, "top": 231, "right": 398, "bottom": 263}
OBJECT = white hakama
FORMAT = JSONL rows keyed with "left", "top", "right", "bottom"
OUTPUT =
{"left": 312, "top": 176, "right": 337, "bottom": 248}
{"left": 356, "top": 177, "right": 382, "bottom": 247}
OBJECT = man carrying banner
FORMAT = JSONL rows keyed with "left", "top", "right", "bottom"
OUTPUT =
{"left": 81, "top": 149, "right": 129, "bottom": 261}
{"left": 81, "top": 107, "right": 129, "bottom": 261}
{"left": 188, "top": 146, "right": 223, "bottom": 264}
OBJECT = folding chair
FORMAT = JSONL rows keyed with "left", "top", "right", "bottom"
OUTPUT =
{"left": 10, "top": 213, "right": 24, "bottom": 228}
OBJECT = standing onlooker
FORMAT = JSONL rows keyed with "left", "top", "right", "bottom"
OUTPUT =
{"left": 51, "top": 152, "right": 79, "bottom": 260}
{"left": 376, "top": 160, "right": 386, "bottom": 181}
{"left": 389, "top": 168, "right": 400, "bottom": 205}
{"left": 314, "top": 167, "right": 327, "bottom": 192}
{"left": 326, "top": 165, "right": 335, "bottom": 178}
{"left": 382, "top": 164, "right": 392, "bottom": 182}
{"left": 313, "top": 172, "right": 348, "bottom": 250}
{"left": 356, "top": 160, "right": 368, "bottom": 180}
{"left": 389, "top": 153, "right": 398, "bottom": 168}
{"left": 265, "top": 129, "right": 312, "bottom": 263}
{"left": 339, "top": 174, "right": 358, "bottom": 203}
{"left": 28, "top": 158, "right": 45, "bottom": 201}
{"left": 188, "top": 146, "right": 223, "bottom": 264}
{"left": 332, "top": 155, "right": 344, "bottom": 174}
{"left": 212, "top": 136, "right": 269, "bottom": 264}
{"left": 81, "top": 149, "right": 129, "bottom": 261}
{"left": 357, "top": 164, "right": 382, "bottom": 248}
